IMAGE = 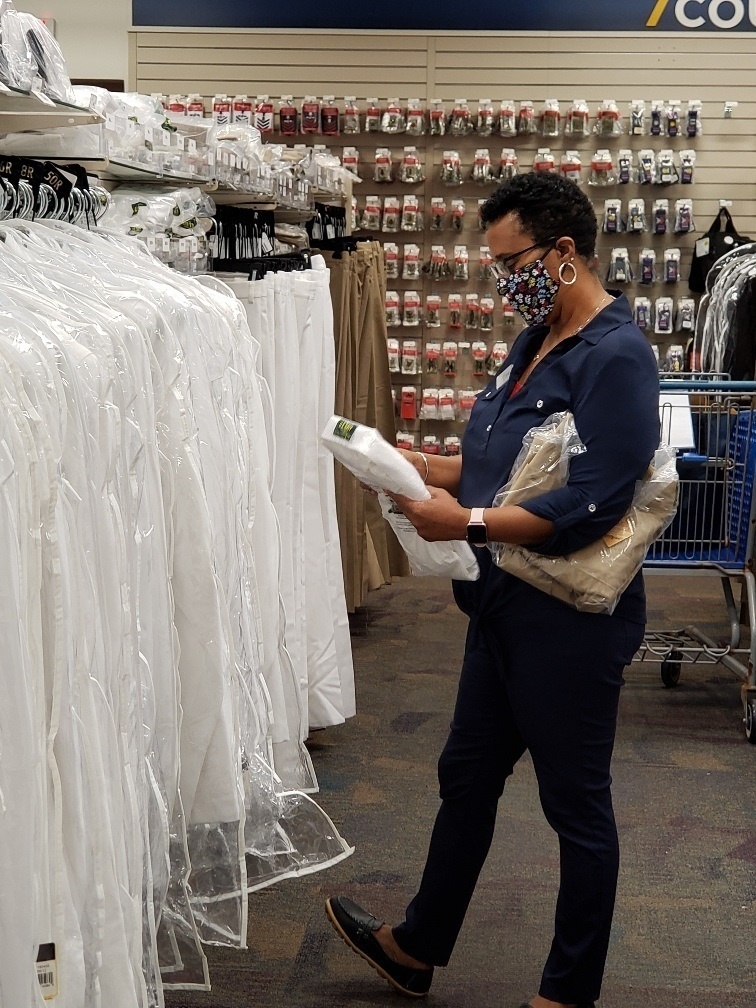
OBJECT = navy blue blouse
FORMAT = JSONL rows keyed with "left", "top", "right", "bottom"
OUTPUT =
{"left": 456, "top": 293, "right": 660, "bottom": 624}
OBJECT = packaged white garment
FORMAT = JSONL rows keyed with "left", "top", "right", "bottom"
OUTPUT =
{"left": 321, "top": 416, "right": 479, "bottom": 581}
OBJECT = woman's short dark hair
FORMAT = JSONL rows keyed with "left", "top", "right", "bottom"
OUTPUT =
{"left": 480, "top": 173, "right": 597, "bottom": 260}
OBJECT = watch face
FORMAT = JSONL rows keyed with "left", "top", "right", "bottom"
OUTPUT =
{"left": 466, "top": 522, "right": 488, "bottom": 547}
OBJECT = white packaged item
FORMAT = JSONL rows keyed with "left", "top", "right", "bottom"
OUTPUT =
{"left": 627, "top": 198, "right": 647, "bottom": 233}
{"left": 321, "top": 416, "right": 480, "bottom": 580}
{"left": 603, "top": 199, "right": 623, "bottom": 234}
{"left": 655, "top": 298, "right": 675, "bottom": 335}
{"left": 560, "top": 150, "right": 582, "bottom": 183}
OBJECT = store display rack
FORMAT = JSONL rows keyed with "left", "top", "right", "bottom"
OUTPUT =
{"left": 0, "top": 85, "right": 103, "bottom": 133}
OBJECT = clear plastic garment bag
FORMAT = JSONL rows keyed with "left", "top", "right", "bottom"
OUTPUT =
{"left": 0, "top": 221, "right": 352, "bottom": 1008}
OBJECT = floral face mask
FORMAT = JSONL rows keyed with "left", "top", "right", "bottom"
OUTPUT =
{"left": 497, "top": 257, "right": 560, "bottom": 326}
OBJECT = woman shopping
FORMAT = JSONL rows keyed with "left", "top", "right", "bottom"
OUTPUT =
{"left": 326, "top": 172, "right": 660, "bottom": 1008}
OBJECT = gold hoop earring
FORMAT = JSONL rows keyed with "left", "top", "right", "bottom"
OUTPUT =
{"left": 558, "top": 260, "right": 578, "bottom": 285}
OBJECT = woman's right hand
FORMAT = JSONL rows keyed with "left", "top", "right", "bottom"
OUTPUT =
{"left": 396, "top": 448, "right": 426, "bottom": 477}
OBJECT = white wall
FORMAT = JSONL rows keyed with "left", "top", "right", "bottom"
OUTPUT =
{"left": 16, "top": 0, "right": 131, "bottom": 82}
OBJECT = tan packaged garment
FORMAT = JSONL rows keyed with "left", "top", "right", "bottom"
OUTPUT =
{"left": 490, "top": 413, "right": 679, "bottom": 614}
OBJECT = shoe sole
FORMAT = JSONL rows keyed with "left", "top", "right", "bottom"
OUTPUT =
{"left": 324, "top": 898, "right": 430, "bottom": 999}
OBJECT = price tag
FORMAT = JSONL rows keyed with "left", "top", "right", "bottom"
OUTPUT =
{"left": 146, "top": 235, "right": 157, "bottom": 251}
{"left": 175, "top": 133, "right": 185, "bottom": 151}
{"left": 145, "top": 127, "right": 154, "bottom": 146}
{"left": 162, "top": 236, "right": 171, "bottom": 253}
{"left": 178, "top": 238, "right": 188, "bottom": 253}
{"left": 187, "top": 138, "right": 197, "bottom": 155}
{"left": 105, "top": 113, "right": 116, "bottom": 131}
{"left": 260, "top": 232, "right": 274, "bottom": 254}
{"left": 37, "top": 944, "right": 57, "bottom": 1001}
{"left": 190, "top": 237, "right": 199, "bottom": 252}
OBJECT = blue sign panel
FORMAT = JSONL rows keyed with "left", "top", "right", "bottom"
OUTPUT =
{"left": 132, "top": 0, "right": 756, "bottom": 32}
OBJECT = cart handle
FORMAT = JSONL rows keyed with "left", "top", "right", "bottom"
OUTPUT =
{"left": 659, "top": 381, "right": 756, "bottom": 391}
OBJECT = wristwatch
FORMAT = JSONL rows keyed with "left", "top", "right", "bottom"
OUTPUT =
{"left": 466, "top": 507, "right": 488, "bottom": 548}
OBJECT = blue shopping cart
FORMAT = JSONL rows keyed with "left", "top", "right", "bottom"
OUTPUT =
{"left": 638, "top": 380, "right": 756, "bottom": 742}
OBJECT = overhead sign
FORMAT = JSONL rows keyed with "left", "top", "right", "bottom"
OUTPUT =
{"left": 132, "top": 0, "right": 756, "bottom": 31}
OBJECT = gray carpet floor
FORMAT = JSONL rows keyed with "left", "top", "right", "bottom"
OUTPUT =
{"left": 167, "top": 574, "right": 756, "bottom": 1008}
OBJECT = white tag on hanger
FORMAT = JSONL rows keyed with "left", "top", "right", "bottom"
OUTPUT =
{"left": 695, "top": 236, "right": 710, "bottom": 257}
{"left": 260, "top": 232, "right": 274, "bottom": 254}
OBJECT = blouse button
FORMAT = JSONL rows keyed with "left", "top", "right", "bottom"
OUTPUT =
{"left": 536, "top": 399, "right": 544, "bottom": 408}
{"left": 486, "top": 424, "right": 492, "bottom": 432}
{"left": 588, "top": 503, "right": 597, "bottom": 513}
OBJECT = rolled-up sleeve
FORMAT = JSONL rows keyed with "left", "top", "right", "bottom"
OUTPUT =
{"left": 518, "top": 333, "right": 660, "bottom": 556}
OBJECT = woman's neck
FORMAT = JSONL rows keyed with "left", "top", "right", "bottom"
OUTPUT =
{"left": 547, "top": 276, "right": 610, "bottom": 340}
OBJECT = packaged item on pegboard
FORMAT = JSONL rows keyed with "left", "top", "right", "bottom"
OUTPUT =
{"left": 401, "top": 386, "right": 418, "bottom": 420}
{"left": 387, "top": 337, "right": 400, "bottom": 372}
{"left": 342, "top": 146, "right": 360, "bottom": 178}
{"left": 686, "top": 100, "right": 703, "bottom": 138}
{"left": 634, "top": 296, "right": 652, "bottom": 330}
{"left": 382, "top": 99, "right": 406, "bottom": 134}
{"left": 406, "top": 98, "right": 426, "bottom": 136}
{"left": 233, "top": 94, "right": 252, "bottom": 126}
{"left": 301, "top": 95, "right": 321, "bottom": 134}
{"left": 374, "top": 148, "right": 394, "bottom": 183}
{"left": 362, "top": 196, "right": 382, "bottom": 231}
{"left": 384, "top": 242, "right": 400, "bottom": 280}
{"left": 533, "top": 149, "right": 556, "bottom": 174}
{"left": 403, "top": 243, "right": 421, "bottom": 280}
{"left": 400, "top": 147, "right": 425, "bottom": 184}
{"left": 479, "top": 246, "right": 494, "bottom": 281}
{"left": 517, "top": 101, "right": 537, "bottom": 134}
{"left": 383, "top": 196, "right": 401, "bottom": 233}
{"left": 480, "top": 298, "right": 495, "bottom": 333}
{"left": 472, "top": 148, "right": 494, "bottom": 184}
{"left": 674, "top": 198, "right": 695, "bottom": 233}
{"left": 444, "top": 436, "right": 461, "bottom": 456}
{"left": 430, "top": 196, "right": 447, "bottom": 230}
{"left": 386, "top": 292, "right": 401, "bottom": 328}
{"left": 603, "top": 199, "right": 624, "bottom": 235}
{"left": 425, "top": 300, "right": 442, "bottom": 331}
{"left": 560, "top": 150, "right": 582, "bottom": 184}
{"left": 595, "top": 99, "right": 622, "bottom": 136}
{"left": 425, "top": 341, "right": 442, "bottom": 374}
{"left": 679, "top": 150, "right": 696, "bottom": 184}
{"left": 401, "top": 195, "right": 422, "bottom": 231}
{"left": 650, "top": 100, "right": 664, "bottom": 136}
{"left": 639, "top": 248, "right": 657, "bottom": 285}
{"left": 397, "top": 430, "right": 417, "bottom": 450}
{"left": 608, "top": 248, "right": 632, "bottom": 284}
{"left": 423, "top": 435, "right": 441, "bottom": 455}
{"left": 279, "top": 96, "right": 298, "bottom": 135}
{"left": 439, "top": 387, "right": 457, "bottom": 420}
{"left": 629, "top": 99, "right": 646, "bottom": 136}
{"left": 454, "top": 245, "right": 470, "bottom": 281}
{"left": 666, "top": 100, "right": 681, "bottom": 138}
{"left": 402, "top": 338, "right": 419, "bottom": 372}
{"left": 365, "top": 99, "right": 382, "bottom": 132}
{"left": 426, "top": 245, "right": 450, "bottom": 281}
{"left": 443, "top": 342, "right": 459, "bottom": 379}
{"left": 448, "top": 294, "right": 463, "bottom": 329}
{"left": 627, "top": 198, "right": 647, "bottom": 233}
{"left": 321, "top": 96, "right": 340, "bottom": 136}
{"left": 459, "top": 389, "right": 478, "bottom": 422}
{"left": 450, "top": 98, "right": 474, "bottom": 136}
{"left": 465, "top": 293, "right": 481, "bottom": 330}
{"left": 350, "top": 196, "right": 359, "bottom": 233}
{"left": 420, "top": 388, "right": 440, "bottom": 420}
{"left": 541, "top": 99, "right": 561, "bottom": 138}
{"left": 676, "top": 297, "right": 696, "bottom": 333}
{"left": 499, "top": 99, "right": 517, "bottom": 137}
{"left": 565, "top": 99, "right": 590, "bottom": 137}
{"left": 589, "top": 150, "right": 615, "bottom": 186}
{"left": 655, "top": 298, "right": 674, "bottom": 336}
{"left": 501, "top": 297, "right": 516, "bottom": 327}
{"left": 664, "top": 248, "right": 681, "bottom": 284}
{"left": 478, "top": 198, "right": 488, "bottom": 232}
{"left": 499, "top": 148, "right": 519, "bottom": 181}
{"left": 403, "top": 290, "right": 422, "bottom": 327}
{"left": 652, "top": 199, "right": 669, "bottom": 235}
{"left": 343, "top": 96, "right": 361, "bottom": 134}
{"left": 450, "top": 198, "right": 466, "bottom": 232}
{"left": 212, "top": 93, "right": 233, "bottom": 126}
{"left": 656, "top": 150, "right": 678, "bottom": 185}
{"left": 663, "top": 344, "right": 684, "bottom": 371}
{"left": 488, "top": 341, "right": 509, "bottom": 375}
{"left": 441, "top": 150, "right": 463, "bottom": 186}
{"left": 477, "top": 98, "right": 496, "bottom": 136}
{"left": 637, "top": 149, "right": 656, "bottom": 185}
{"left": 187, "top": 94, "right": 205, "bottom": 119}
{"left": 617, "top": 149, "right": 633, "bottom": 185}
{"left": 472, "top": 339, "right": 489, "bottom": 374}
{"left": 430, "top": 99, "right": 447, "bottom": 136}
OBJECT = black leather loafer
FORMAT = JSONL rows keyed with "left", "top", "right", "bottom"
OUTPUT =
{"left": 325, "top": 896, "right": 434, "bottom": 997}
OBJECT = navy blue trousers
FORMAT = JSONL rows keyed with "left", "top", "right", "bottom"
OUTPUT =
{"left": 393, "top": 578, "right": 644, "bottom": 1004}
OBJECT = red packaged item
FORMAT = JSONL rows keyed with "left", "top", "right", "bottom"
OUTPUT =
{"left": 365, "top": 99, "right": 382, "bottom": 132}
{"left": 321, "top": 96, "right": 340, "bottom": 136}
{"left": 251, "top": 96, "right": 271, "bottom": 132}
{"left": 212, "top": 94, "right": 232, "bottom": 126}
{"left": 301, "top": 96, "right": 321, "bottom": 134}
{"left": 187, "top": 94, "right": 205, "bottom": 119}
{"left": 401, "top": 387, "right": 417, "bottom": 420}
{"left": 168, "top": 94, "right": 187, "bottom": 115}
{"left": 279, "top": 97, "right": 298, "bottom": 135}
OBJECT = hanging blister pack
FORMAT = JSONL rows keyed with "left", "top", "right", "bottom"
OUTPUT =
{"left": 479, "top": 246, "right": 494, "bottom": 280}
{"left": 399, "top": 146, "right": 425, "bottom": 184}
{"left": 639, "top": 248, "right": 657, "bottom": 285}
{"left": 477, "top": 98, "right": 496, "bottom": 136}
{"left": 472, "top": 148, "right": 494, "bottom": 184}
{"left": 686, "top": 99, "right": 703, "bottom": 138}
{"left": 439, "top": 388, "right": 457, "bottom": 420}
{"left": 454, "top": 245, "right": 470, "bottom": 281}
{"left": 541, "top": 98, "right": 562, "bottom": 138}
{"left": 406, "top": 99, "right": 426, "bottom": 136}
{"left": 430, "top": 196, "right": 447, "bottom": 230}
{"left": 402, "top": 339, "right": 419, "bottom": 373}
{"left": 480, "top": 298, "right": 495, "bottom": 333}
{"left": 342, "top": 146, "right": 360, "bottom": 178}
{"left": 384, "top": 241, "right": 400, "bottom": 280}
{"left": 425, "top": 341, "right": 441, "bottom": 376}
{"left": 655, "top": 298, "right": 674, "bottom": 335}
{"left": 565, "top": 99, "right": 590, "bottom": 137}
{"left": 382, "top": 98, "right": 406, "bottom": 134}
{"left": 301, "top": 95, "right": 321, "bottom": 133}
{"left": 499, "top": 148, "right": 519, "bottom": 181}
{"left": 443, "top": 343, "right": 459, "bottom": 379}
{"left": 403, "top": 291, "right": 422, "bottom": 326}
{"left": 374, "top": 148, "right": 394, "bottom": 183}
{"left": 560, "top": 150, "right": 583, "bottom": 184}
{"left": 656, "top": 150, "right": 678, "bottom": 185}
{"left": 425, "top": 300, "right": 442, "bottom": 331}
{"left": 423, "top": 435, "right": 442, "bottom": 455}
{"left": 321, "top": 95, "right": 340, "bottom": 136}
{"left": 499, "top": 100, "right": 517, "bottom": 137}
{"left": 652, "top": 198, "right": 669, "bottom": 235}
{"left": 517, "top": 101, "right": 537, "bottom": 134}
{"left": 343, "top": 96, "right": 361, "bottom": 134}
{"left": 430, "top": 99, "right": 447, "bottom": 136}
{"left": 637, "top": 149, "right": 655, "bottom": 185}
{"left": 627, "top": 198, "right": 647, "bottom": 233}
{"left": 679, "top": 150, "right": 696, "bottom": 184}
{"left": 401, "top": 195, "right": 422, "bottom": 231}
{"left": 473, "top": 339, "right": 489, "bottom": 374}
{"left": 617, "top": 149, "right": 633, "bottom": 185}
{"left": 450, "top": 198, "right": 466, "bottom": 232}
{"left": 664, "top": 248, "right": 681, "bottom": 283}
{"left": 383, "top": 196, "right": 401, "bottom": 233}
{"left": 533, "top": 149, "right": 556, "bottom": 173}
{"left": 388, "top": 336, "right": 401, "bottom": 371}
{"left": 663, "top": 344, "right": 684, "bottom": 371}
{"left": 465, "top": 293, "right": 481, "bottom": 330}
{"left": 489, "top": 341, "right": 509, "bottom": 375}
{"left": 403, "top": 243, "right": 421, "bottom": 280}
{"left": 425, "top": 244, "right": 450, "bottom": 281}
{"left": 365, "top": 99, "right": 382, "bottom": 132}
{"left": 650, "top": 100, "right": 664, "bottom": 136}
{"left": 608, "top": 247, "right": 632, "bottom": 284}
{"left": 458, "top": 389, "right": 478, "bottom": 422}
{"left": 396, "top": 430, "right": 417, "bottom": 450}
{"left": 362, "top": 196, "right": 382, "bottom": 231}
{"left": 420, "top": 388, "right": 440, "bottom": 420}
{"left": 444, "top": 436, "right": 462, "bottom": 456}
{"left": 674, "top": 198, "right": 695, "bottom": 233}
{"left": 603, "top": 199, "right": 624, "bottom": 234}
{"left": 501, "top": 297, "right": 516, "bottom": 327}
{"left": 630, "top": 99, "right": 646, "bottom": 136}
{"left": 676, "top": 297, "right": 696, "bottom": 333}
{"left": 666, "top": 100, "right": 681, "bottom": 138}
{"left": 279, "top": 96, "right": 298, "bottom": 135}
{"left": 595, "top": 99, "right": 623, "bottom": 136}
{"left": 448, "top": 294, "right": 463, "bottom": 329}
{"left": 634, "top": 296, "right": 652, "bottom": 330}
{"left": 478, "top": 198, "right": 487, "bottom": 232}
{"left": 386, "top": 291, "right": 401, "bottom": 328}
{"left": 401, "top": 386, "right": 418, "bottom": 420}
{"left": 589, "top": 150, "right": 615, "bottom": 186}
{"left": 441, "top": 150, "right": 463, "bottom": 186}
{"left": 450, "top": 98, "right": 474, "bottom": 136}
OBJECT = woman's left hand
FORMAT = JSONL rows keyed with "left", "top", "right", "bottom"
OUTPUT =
{"left": 389, "top": 487, "right": 470, "bottom": 542}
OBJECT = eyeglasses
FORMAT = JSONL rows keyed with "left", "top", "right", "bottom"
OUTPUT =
{"left": 491, "top": 239, "right": 557, "bottom": 281}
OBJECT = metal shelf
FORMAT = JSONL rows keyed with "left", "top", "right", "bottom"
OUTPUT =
{"left": 45, "top": 156, "right": 211, "bottom": 185}
{"left": 0, "top": 86, "right": 104, "bottom": 133}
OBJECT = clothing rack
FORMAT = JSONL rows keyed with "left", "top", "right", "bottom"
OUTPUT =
{"left": 0, "top": 155, "right": 109, "bottom": 225}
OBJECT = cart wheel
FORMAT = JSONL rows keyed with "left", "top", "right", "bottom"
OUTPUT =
{"left": 660, "top": 651, "right": 682, "bottom": 688}
{"left": 745, "top": 699, "right": 756, "bottom": 745}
